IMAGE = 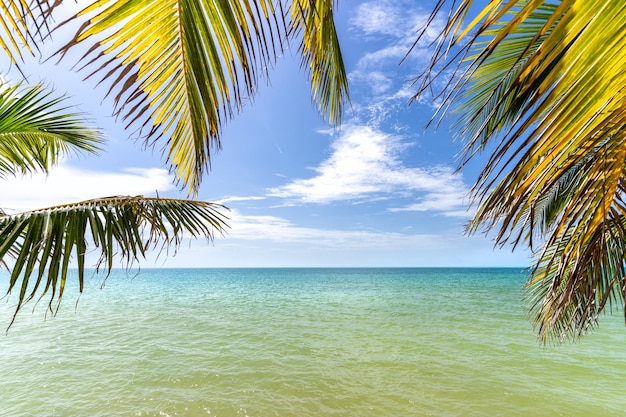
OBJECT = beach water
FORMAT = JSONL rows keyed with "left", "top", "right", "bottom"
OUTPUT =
{"left": 1, "top": 268, "right": 625, "bottom": 416}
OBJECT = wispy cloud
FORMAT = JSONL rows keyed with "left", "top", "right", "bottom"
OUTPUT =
{"left": 267, "top": 124, "right": 468, "bottom": 216}
{"left": 224, "top": 208, "right": 450, "bottom": 249}
{"left": 215, "top": 3, "right": 462, "bottom": 219}
{"left": 0, "top": 164, "right": 174, "bottom": 213}
{"left": 160, "top": 208, "right": 527, "bottom": 268}
{"left": 388, "top": 192, "right": 472, "bottom": 218}
{"left": 138, "top": 203, "right": 529, "bottom": 268}
{"left": 216, "top": 196, "right": 266, "bottom": 205}
{"left": 349, "top": 0, "right": 443, "bottom": 109}
{"left": 351, "top": 0, "right": 430, "bottom": 40}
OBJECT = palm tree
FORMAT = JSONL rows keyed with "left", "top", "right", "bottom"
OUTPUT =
{"left": 414, "top": 0, "right": 626, "bottom": 342}
{"left": 0, "top": 0, "right": 348, "bottom": 325}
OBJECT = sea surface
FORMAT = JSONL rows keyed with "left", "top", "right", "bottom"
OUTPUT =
{"left": 1, "top": 268, "right": 625, "bottom": 416}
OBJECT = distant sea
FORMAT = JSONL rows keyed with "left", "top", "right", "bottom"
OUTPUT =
{"left": 1, "top": 268, "right": 625, "bottom": 416}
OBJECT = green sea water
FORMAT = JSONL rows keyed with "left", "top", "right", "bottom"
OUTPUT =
{"left": 1, "top": 268, "right": 625, "bottom": 416}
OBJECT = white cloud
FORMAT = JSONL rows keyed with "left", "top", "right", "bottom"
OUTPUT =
{"left": 389, "top": 192, "right": 472, "bottom": 218}
{"left": 356, "top": 45, "right": 410, "bottom": 70}
{"left": 365, "top": 71, "right": 393, "bottom": 95}
{"left": 215, "top": 195, "right": 266, "bottom": 205}
{"left": 224, "top": 208, "right": 448, "bottom": 249}
{"left": 352, "top": 2, "right": 401, "bottom": 36}
{"left": 153, "top": 208, "right": 530, "bottom": 268}
{"left": 351, "top": 1, "right": 428, "bottom": 39}
{"left": 347, "top": 1, "right": 448, "bottom": 118}
{"left": 267, "top": 124, "right": 468, "bottom": 215}
{"left": 350, "top": 1, "right": 441, "bottom": 67}
{"left": 0, "top": 163, "right": 174, "bottom": 213}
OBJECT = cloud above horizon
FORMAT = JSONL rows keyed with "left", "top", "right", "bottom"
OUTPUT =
{"left": 205, "top": 3, "right": 466, "bottom": 220}
{"left": 156, "top": 206, "right": 528, "bottom": 268}
{"left": 0, "top": 164, "right": 174, "bottom": 213}
{"left": 346, "top": 0, "right": 447, "bottom": 126}
{"left": 223, "top": 208, "right": 455, "bottom": 249}
{"left": 267, "top": 124, "right": 468, "bottom": 216}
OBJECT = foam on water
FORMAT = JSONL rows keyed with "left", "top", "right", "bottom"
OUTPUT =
{"left": 1, "top": 268, "right": 625, "bottom": 416}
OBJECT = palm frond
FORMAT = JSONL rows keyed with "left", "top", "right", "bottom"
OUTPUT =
{"left": 289, "top": 0, "right": 349, "bottom": 125}
{"left": 527, "top": 210, "right": 626, "bottom": 343}
{"left": 0, "top": 82, "right": 103, "bottom": 177}
{"left": 54, "top": 0, "right": 348, "bottom": 195}
{"left": 415, "top": 0, "right": 626, "bottom": 341}
{"left": 0, "top": 0, "right": 36, "bottom": 65}
{"left": 0, "top": 0, "right": 61, "bottom": 68}
{"left": 0, "top": 196, "right": 229, "bottom": 327}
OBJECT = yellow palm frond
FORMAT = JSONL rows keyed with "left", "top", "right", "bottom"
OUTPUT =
{"left": 0, "top": 0, "right": 35, "bottom": 64}
{"left": 289, "top": 0, "right": 349, "bottom": 125}
{"left": 56, "top": 0, "right": 348, "bottom": 194}
{"left": 415, "top": 0, "right": 626, "bottom": 342}
{"left": 0, "top": 0, "right": 61, "bottom": 68}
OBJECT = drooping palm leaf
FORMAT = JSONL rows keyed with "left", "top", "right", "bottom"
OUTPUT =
{"left": 522, "top": 133, "right": 626, "bottom": 341}
{"left": 55, "top": 0, "right": 348, "bottom": 194}
{"left": 0, "top": 0, "right": 36, "bottom": 65}
{"left": 415, "top": 0, "right": 626, "bottom": 341}
{"left": 0, "top": 81, "right": 102, "bottom": 178}
{"left": 0, "top": 196, "right": 228, "bottom": 327}
{"left": 289, "top": 0, "right": 349, "bottom": 125}
{"left": 0, "top": 0, "right": 61, "bottom": 69}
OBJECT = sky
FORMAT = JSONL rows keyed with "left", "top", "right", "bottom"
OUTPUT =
{"left": 0, "top": 0, "right": 531, "bottom": 268}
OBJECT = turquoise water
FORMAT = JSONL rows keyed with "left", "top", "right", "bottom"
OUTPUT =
{"left": 1, "top": 268, "right": 625, "bottom": 416}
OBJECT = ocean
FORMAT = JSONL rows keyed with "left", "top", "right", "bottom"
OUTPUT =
{"left": 0, "top": 268, "right": 625, "bottom": 416}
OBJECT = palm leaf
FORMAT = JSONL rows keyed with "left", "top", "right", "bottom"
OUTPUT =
{"left": 0, "top": 82, "right": 103, "bottom": 178}
{"left": 0, "top": 196, "right": 228, "bottom": 327}
{"left": 415, "top": 0, "right": 626, "bottom": 341}
{"left": 0, "top": 0, "right": 60, "bottom": 68}
{"left": 0, "top": 0, "right": 35, "bottom": 65}
{"left": 54, "top": 0, "right": 348, "bottom": 194}
{"left": 289, "top": 0, "right": 349, "bottom": 125}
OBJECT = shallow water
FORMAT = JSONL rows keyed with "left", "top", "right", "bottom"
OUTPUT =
{"left": 1, "top": 268, "right": 625, "bottom": 416}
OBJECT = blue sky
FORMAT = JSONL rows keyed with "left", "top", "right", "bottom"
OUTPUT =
{"left": 0, "top": 0, "right": 531, "bottom": 267}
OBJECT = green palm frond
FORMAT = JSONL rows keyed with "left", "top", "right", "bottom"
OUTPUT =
{"left": 456, "top": 3, "right": 559, "bottom": 163}
{"left": 289, "top": 0, "right": 349, "bottom": 125}
{"left": 55, "top": 0, "right": 348, "bottom": 194}
{"left": 523, "top": 133, "right": 626, "bottom": 342}
{"left": 415, "top": 0, "right": 626, "bottom": 341}
{"left": 527, "top": 209, "right": 626, "bottom": 342}
{"left": 0, "top": 82, "right": 103, "bottom": 177}
{"left": 0, "top": 196, "right": 228, "bottom": 327}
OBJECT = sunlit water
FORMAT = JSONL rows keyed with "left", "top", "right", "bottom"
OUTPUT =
{"left": 1, "top": 268, "right": 625, "bottom": 416}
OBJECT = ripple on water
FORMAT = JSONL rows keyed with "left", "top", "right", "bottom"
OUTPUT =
{"left": 1, "top": 268, "right": 626, "bottom": 416}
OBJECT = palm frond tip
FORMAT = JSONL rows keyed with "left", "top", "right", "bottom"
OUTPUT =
{"left": 0, "top": 196, "right": 228, "bottom": 327}
{"left": 414, "top": 0, "right": 626, "bottom": 342}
